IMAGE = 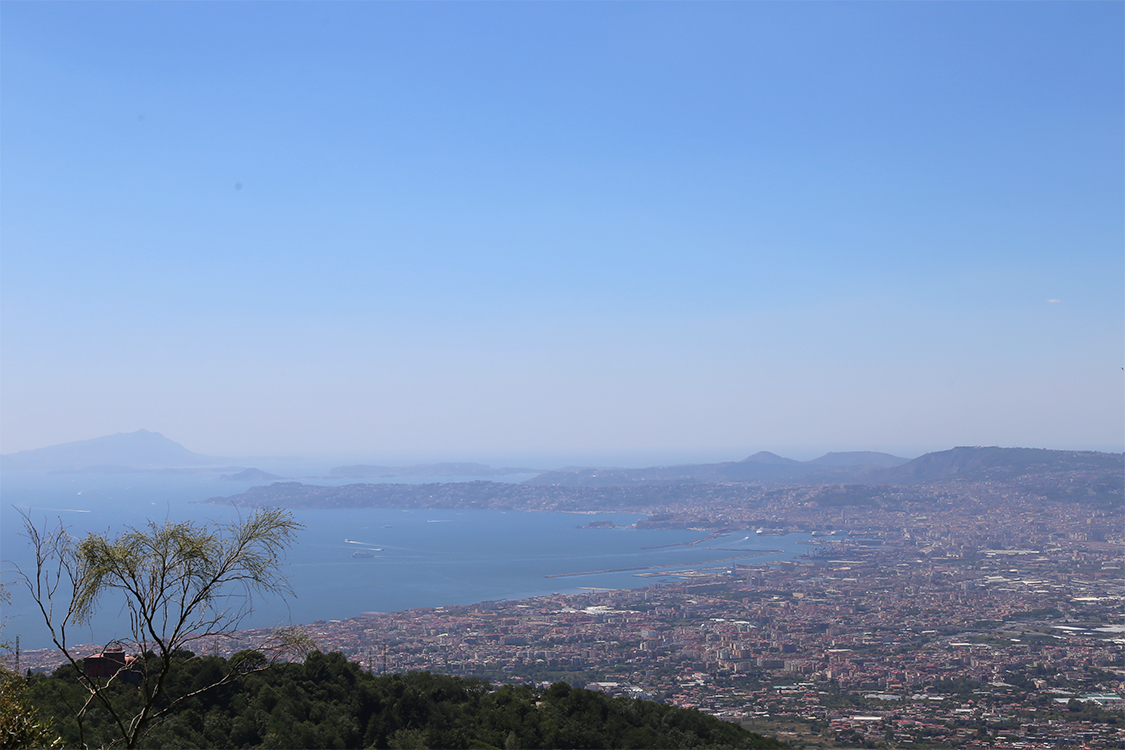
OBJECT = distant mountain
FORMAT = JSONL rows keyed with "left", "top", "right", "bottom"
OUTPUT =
{"left": 0, "top": 430, "right": 225, "bottom": 472}
{"left": 328, "top": 462, "right": 540, "bottom": 479}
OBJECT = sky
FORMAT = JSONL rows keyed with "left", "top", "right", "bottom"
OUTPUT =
{"left": 2, "top": 2, "right": 1122, "bottom": 466}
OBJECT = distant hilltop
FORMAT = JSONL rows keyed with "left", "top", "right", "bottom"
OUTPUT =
{"left": 0, "top": 430, "right": 227, "bottom": 472}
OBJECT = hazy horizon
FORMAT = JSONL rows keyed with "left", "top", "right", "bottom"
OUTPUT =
{"left": 3, "top": 3, "right": 1122, "bottom": 460}
{"left": 5, "top": 427, "right": 1125, "bottom": 475}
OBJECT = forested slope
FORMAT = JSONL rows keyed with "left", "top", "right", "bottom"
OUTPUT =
{"left": 27, "top": 650, "right": 787, "bottom": 749}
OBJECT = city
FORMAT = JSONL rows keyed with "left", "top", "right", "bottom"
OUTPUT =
{"left": 17, "top": 464, "right": 1123, "bottom": 748}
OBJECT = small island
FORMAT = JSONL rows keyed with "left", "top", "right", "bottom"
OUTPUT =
{"left": 219, "top": 467, "right": 283, "bottom": 481}
{"left": 578, "top": 519, "right": 623, "bottom": 529}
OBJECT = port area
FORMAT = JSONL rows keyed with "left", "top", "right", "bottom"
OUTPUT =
{"left": 642, "top": 531, "right": 731, "bottom": 549}
{"left": 544, "top": 552, "right": 783, "bottom": 579}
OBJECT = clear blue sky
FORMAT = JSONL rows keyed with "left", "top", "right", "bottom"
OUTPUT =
{"left": 2, "top": 2, "right": 1122, "bottom": 464}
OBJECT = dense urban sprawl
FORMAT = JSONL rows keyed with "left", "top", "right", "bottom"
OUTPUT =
{"left": 15, "top": 457, "right": 1124, "bottom": 748}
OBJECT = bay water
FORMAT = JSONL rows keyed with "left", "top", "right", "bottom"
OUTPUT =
{"left": 1, "top": 471, "right": 810, "bottom": 650}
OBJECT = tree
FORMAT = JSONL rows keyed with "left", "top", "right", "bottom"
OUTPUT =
{"left": 0, "top": 583, "right": 62, "bottom": 749}
{"left": 0, "top": 666, "right": 61, "bottom": 750}
{"left": 15, "top": 508, "right": 310, "bottom": 749}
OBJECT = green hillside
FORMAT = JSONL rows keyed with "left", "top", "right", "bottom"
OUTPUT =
{"left": 26, "top": 650, "right": 787, "bottom": 749}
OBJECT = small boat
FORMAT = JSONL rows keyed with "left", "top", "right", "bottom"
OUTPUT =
{"left": 352, "top": 551, "right": 375, "bottom": 558}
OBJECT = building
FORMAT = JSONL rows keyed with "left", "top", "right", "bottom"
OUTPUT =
{"left": 83, "top": 646, "right": 140, "bottom": 685}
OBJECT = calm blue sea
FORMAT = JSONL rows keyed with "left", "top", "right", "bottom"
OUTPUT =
{"left": 1, "top": 471, "right": 810, "bottom": 649}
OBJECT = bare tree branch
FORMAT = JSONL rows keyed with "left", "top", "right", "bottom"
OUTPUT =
{"left": 14, "top": 508, "right": 304, "bottom": 750}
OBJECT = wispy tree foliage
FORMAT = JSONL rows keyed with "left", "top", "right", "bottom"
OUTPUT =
{"left": 14, "top": 509, "right": 309, "bottom": 749}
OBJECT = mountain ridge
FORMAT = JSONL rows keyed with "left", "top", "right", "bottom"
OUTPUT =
{"left": 525, "top": 447, "right": 1120, "bottom": 487}
{"left": 527, "top": 450, "right": 911, "bottom": 486}
{"left": 204, "top": 446, "right": 1122, "bottom": 512}
{"left": 871, "top": 445, "right": 1123, "bottom": 483}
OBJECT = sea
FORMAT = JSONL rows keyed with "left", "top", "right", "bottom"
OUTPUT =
{"left": 0, "top": 470, "right": 812, "bottom": 650}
